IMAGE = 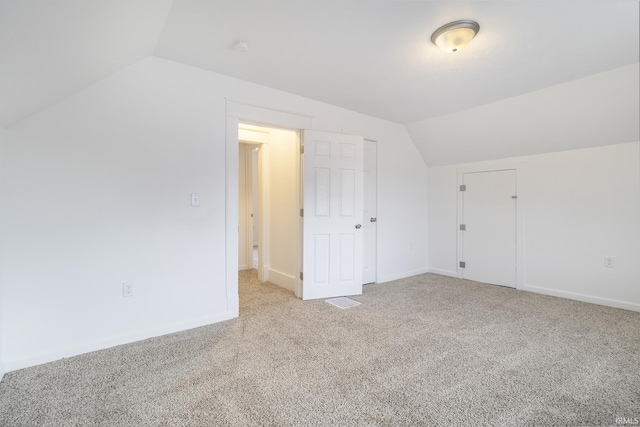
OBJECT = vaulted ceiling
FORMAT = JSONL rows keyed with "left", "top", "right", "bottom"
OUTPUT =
{"left": 1, "top": 1, "right": 638, "bottom": 128}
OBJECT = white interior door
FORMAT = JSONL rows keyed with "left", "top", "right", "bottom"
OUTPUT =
{"left": 461, "top": 170, "right": 517, "bottom": 288}
{"left": 362, "top": 140, "right": 377, "bottom": 284}
{"left": 302, "top": 130, "right": 364, "bottom": 300}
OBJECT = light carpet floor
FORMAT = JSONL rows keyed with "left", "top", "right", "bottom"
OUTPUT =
{"left": 1, "top": 271, "right": 639, "bottom": 426}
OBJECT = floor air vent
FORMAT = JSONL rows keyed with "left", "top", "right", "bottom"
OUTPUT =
{"left": 325, "top": 297, "right": 361, "bottom": 309}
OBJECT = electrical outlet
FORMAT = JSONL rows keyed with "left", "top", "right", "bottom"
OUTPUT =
{"left": 122, "top": 282, "right": 134, "bottom": 297}
{"left": 191, "top": 193, "right": 200, "bottom": 207}
{"left": 604, "top": 256, "right": 615, "bottom": 268}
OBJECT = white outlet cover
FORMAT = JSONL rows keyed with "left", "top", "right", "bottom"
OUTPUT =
{"left": 604, "top": 256, "right": 615, "bottom": 268}
{"left": 122, "top": 282, "right": 134, "bottom": 297}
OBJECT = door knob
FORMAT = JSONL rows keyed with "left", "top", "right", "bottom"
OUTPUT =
{"left": 370, "top": 217, "right": 377, "bottom": 222}
{"left": 355, "top": 224, "right": 362, "bottom": 229}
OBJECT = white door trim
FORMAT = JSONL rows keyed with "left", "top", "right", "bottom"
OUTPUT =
{"left": 456, "top": 161, "right": 526, "bottom": 289}
{"left": 363, "top": 139, "right": 378, "bottom": 285}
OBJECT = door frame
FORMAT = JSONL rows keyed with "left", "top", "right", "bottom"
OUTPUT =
{"left": 363, "top": 139, "right": 378, "bottom": 285}
{"left": 456, "top": 161, "right": 526, "bottom": 289}
{"left": 226, "top": 101, "right": 313, "bottom": 311}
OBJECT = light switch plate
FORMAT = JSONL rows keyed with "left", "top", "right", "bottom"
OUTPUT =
{"left": 191, "top": 193, "right": 200, "bottom": 207}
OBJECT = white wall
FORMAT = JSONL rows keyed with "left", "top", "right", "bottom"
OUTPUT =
{"left": 265, "top": 128, "right": 299, "bottom": 293}
{"left": 0, "top": 125, "right": 5, "bottom": 381}
{"left": 238, "top": 144, "right": 253, "bottom": 271}
{"left": 428, "top": 142, "right": 640, "bottom": 311}
{"left": 252, "top": 149, "right": 259, "bottom": 247}
{"left": 408, "top": 63, "right": 640, "bottom": 166}
{"left": 238, "top": 145, "right": 247, "bottom": 270}
{"left": 0, "top": 56, "right": 429, "bottom": 371}
{"left": 426, "top": 165, "right": 458, "bottom": 277}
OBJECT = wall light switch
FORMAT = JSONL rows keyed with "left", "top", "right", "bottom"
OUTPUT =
{"left": 604, "top": 256, "right": 615, "bottom": 268}
{"left": 191, "top": 193, "right": 200, "bottom": 207}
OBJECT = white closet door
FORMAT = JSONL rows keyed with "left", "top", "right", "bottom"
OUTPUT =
{"left": 462, "top": 170, "right": 517, "bottom": 288}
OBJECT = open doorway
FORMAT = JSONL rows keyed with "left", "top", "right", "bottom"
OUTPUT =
{"left": 238, "top": 123, "right": 301, "bottom": 296}
{"left": 238, "top": 143, "right": 259, "bottom": 271}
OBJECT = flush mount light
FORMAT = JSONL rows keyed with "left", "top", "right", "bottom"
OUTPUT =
{"left": 232, "top": 40, "right": 249, "bottom": 52}
{"left": 431, "top": 20, "right": 480, "bottom": 53}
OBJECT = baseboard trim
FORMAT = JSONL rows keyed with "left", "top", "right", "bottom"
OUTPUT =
{"left": 4, "top": 310, "right": 238, "bottom": 373}
{"left": 268, "top": 268, "right": 297, "bottom": 293}
{"left": 521, "top": 284, "right": 640, "bottom": 313}
{"left": 238, "top": 264, "right": 248, "bottom": 271}
{"left": 0, "top": 362, "right": 5, "bottom": 383}
{"left": 378, "top": 267, "right": 430, "bottom": 284}
{"left": 427, "top": 268, "right": 458, "bottom": 278}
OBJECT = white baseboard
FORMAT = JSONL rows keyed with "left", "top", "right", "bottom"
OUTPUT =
{"left": 238, "top": 264, "right": 248, "bottom": 271}
{"left": 428, "top": 268, "right": 458, "bottom": 278}
{"left": 268, "top": 268, "right": 297, "bottom": 293}
{"left": 521, "top": 284, "right": 640, "bottom": 313}
{"left": 0, "top": 362, "right": 5, "bottom": 383}
{"left": 378, "top": 267, "right": 430, "bottom": 284}
{"left": 4, "top": 310, "right": 238, "bottom": 373}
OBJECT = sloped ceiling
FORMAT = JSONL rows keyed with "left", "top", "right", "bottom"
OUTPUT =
{"left": 1, "top": 1, "right": 638, "bottom": 128}
{"left": 0, "top": 0, "right": 172, "bottom": 128}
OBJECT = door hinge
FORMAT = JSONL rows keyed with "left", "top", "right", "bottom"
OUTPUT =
{"left": 460, "top": 185, "right": 466, "bottom": 191}
{"left": 459, "top": 224, "right": 466, "bottom": 231}
{"left": 512, "top": 195, "right": 518, "bottom": 199}
{"left": 459, "top": 261, "right": 466, "bottom": 268}
{"left": 300, "top": 145, "right": 305, "bottom": 154}
{"left": 300, "top": 208, "right": 304, "bottom": 217}
{"left": 300, "top": 272, "right": 303, "bottom": 280}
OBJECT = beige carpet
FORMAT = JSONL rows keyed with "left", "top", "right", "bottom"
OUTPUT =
{"left": 1, "top": 271, "right": 639, "bottom": 426}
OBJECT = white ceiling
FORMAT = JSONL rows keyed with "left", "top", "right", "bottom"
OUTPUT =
{"left": 0, "top": 0, "right": 173, "bottom": 128}
{"left": 1, "top": 1, "right": 638, "bottom": 128}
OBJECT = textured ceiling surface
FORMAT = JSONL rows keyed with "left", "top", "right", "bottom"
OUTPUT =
{"left": 1, "top": 1, "right": 638, "bottom": 127}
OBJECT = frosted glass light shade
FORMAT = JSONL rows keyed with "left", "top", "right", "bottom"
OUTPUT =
{"left": 431, "top": 20, "right": 480, "bottom": 53}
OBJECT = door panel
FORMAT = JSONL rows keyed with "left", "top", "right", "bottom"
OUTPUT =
{"left": 302, "top": 130, "right": 363, "bottom": 300}
{"left": 462, "top": 170, "right": 517, "bottom": 288}
{"left": 362, "top": 140, "right": 377, "bottom": 284}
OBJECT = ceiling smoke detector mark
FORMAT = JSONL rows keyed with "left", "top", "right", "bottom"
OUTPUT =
{"left": 232, "top": 41, "right": 249, "bottom": 52}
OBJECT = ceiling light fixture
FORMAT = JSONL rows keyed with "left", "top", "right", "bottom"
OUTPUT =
{"left": 431, "top": 20, "right": 480, "bottom": 53}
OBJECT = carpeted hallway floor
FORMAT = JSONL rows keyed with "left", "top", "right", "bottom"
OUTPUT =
{"left": 1, "top": 271, "right": 639, "bottom": 426}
